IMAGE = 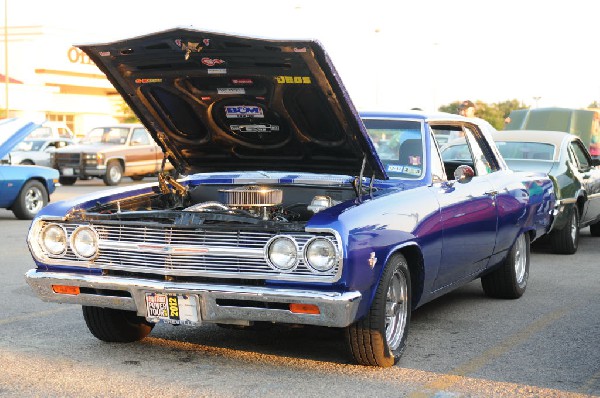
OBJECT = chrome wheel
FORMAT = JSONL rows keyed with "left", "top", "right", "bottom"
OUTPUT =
{"left": 514, "top": 234, "right": 527, "bottom": 284}
{"left": 109, "top": 166, "right": 122, "bottom": 182}
{"left": 570, "top": 211, "right": 578, "bottom": 244}
{"left": 24, "top": 186, "right": 44, "bottom": 214}
{"left": 385, "top": 268, "right": 408, "bottom": 351}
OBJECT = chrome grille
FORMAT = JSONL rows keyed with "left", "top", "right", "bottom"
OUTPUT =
{"left": 43, "top": 222, "right": 341, "bottom": 282}
{"left": 54, "top": 153, "right": 81, "bottom": 167}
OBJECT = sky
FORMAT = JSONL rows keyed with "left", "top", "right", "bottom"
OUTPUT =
{"left": 4, "top": 0, "right": 600, "bottom": 112}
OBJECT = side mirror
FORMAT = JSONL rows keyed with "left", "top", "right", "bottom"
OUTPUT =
{"left": 591, "top": 158, "right": 600, "bottom": 167}
{"left": 454, "top": 165, "right": 475, "bottom": 184}
{"left": 130, "top": 138, "right": 143, "bottom": 146}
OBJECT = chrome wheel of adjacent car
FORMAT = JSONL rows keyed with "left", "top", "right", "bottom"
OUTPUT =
{"left": 12, "top": 180, "right": 48, "bottom": 220}
{"left": 347, "top": 254, "right": 411, "bottom": 367}
{"left": 103, "top": 161, "right": 123, "bottom": 186}
{"left": 550, "top": 206, "right": 579, "bottom": 255}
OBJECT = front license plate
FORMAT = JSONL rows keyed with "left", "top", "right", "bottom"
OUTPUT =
{"left": 145, "top": 293, "right": 200, "bottom": 325}
{"left": 61, "top": 168, "right": 74, "bottom": 176}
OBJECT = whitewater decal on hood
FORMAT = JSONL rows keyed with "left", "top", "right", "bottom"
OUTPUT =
{"left": 230, "top": 124, "right": 279, "bottom": 133}
{"left": 217, "top": 88, "right": 245, "bottom": 95}
{"left": 225, "top": 105, "right": 264, "bottom": 118}
{"left": 201, "top": 57, "right": 225, "bottom": 66}
{"left": 275, "top": 76, "right": 312, "bottom": 84}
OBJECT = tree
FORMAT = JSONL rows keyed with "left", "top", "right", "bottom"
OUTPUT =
{"left": 116, "top": 99, "right": 140, "bottom": 123}
{"left": 438, "top": 99, "right": 529, "bottom": 130}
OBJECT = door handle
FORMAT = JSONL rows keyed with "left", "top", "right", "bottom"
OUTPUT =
{"left": 485, "top": 190, "right": 498, "bottom": 196}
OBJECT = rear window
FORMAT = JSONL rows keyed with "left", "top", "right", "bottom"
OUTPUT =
{"left": 495, "top": 141, "right": 555, "bottom": 160}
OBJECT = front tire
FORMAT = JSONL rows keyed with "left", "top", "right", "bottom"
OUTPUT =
{"left": 482, "top": 232, "right": 530, "bottom": 299}
{"left": 549, "top": 206, "right": 579, "bottom": 254}
{"left": 58, "top": 176, "right": 77, "bottom": 185}
{"left": 82, "top": 306, "right": 154, "bottom": 343}
{"left": 346, "top": 254, "right": 411, "bottom": 367}
{"left": 103, "top": 161, "right": 123, "bottom": 186}
{"left": 12, "top": 180, "right": 48, "bottom": 220}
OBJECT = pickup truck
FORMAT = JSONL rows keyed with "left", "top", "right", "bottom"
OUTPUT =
{"left": 52, "top": 124, "right": 172, "bottom": 185}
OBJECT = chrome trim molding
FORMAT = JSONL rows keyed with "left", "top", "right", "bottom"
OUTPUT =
{"left": 29, "top": 219, "right": 344, "bottom": 283}
{"left": 25, "top": 270, "right": 361, "bottom": 328}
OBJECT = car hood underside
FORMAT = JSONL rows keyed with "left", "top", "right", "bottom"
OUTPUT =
{"left": 78, "top": 28, "right": 386, "bottom": 179}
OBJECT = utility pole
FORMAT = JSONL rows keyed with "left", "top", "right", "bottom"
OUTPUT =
{"left": 3, "top": 0, "right": 8, "bottom": 119}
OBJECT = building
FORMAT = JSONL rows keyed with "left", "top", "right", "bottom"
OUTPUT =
{"left": 0, "top": 25, "right": 129, "bottom": 137}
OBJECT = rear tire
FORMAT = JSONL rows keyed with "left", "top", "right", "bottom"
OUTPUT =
{"left": 590, "top": 221, "right": 600, "bottom": 237}
{"left": 12, "top": 180, "right": 48, "bottom": 220}
{"left": 82, "top": 306, "right": 154, "bottom": 343}
{"left": 346, "top": 254, "right": 411, "bottom": 367}
{"left": 103, "top": 161, "right": 123, "bottom": 186}
{"left": 550, "top": 206, "right": 579, "bottom": 254}
{"left": 482, "top": 232, "right": 530, "bottom": 299}
{"left": 58, "top": 176, "right": 77, "bottom": 185}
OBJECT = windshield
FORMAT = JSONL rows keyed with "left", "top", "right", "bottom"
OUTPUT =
{"left": 81, "top": 127, "right": 129, "bottom": 144}
{"left": 495, "top": 141, "right": 555, "bottom": 160}
{"left": 14, "top": 140, "right": 45, "bottom": 152}
{"left": 363, "top": 119, "right": 424, "bottom": 179}
{"left": 27, "top": 127, "right": 52, "bottom": 139}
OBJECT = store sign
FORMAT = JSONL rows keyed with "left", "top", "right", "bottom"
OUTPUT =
{"left": 67, "top": 47, "right": 93, "bottom": 65}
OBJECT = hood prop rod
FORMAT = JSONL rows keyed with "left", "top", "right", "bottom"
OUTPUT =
{"left": 353, "top": 156, "right": 367, "bottom": 201}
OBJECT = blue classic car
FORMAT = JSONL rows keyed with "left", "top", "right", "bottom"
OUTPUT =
{"left": 25, "top": 29, "right": 554, "bottom": 367}
{"left": 0, "top": 119, "right": 60, "bottom": 219}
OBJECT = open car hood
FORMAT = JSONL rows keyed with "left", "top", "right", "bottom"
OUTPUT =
{"left": 78, "top": 28, "right": 385, "bottom": 179}
{"left": 0, "top": 118, "right": 42, "bottom": 158}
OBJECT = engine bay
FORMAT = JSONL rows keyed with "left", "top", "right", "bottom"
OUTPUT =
{"left": 79, "top": 179, "right": 359, "bottom": 227}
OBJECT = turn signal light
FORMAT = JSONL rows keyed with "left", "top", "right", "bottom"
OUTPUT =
{"left": 289, "top": 303, "right": 320, "bottom": 315}
{"left": 52, "top": 285, "right": 80, "bottom": 295}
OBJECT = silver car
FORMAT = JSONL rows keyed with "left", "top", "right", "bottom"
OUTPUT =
{"left": 8, "top": 138, "right": 75, "bottom": 167}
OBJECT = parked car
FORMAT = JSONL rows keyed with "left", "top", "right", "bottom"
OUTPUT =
{"left": 26, "top": 121, "right": 75, "bottom": 140}
{"left": 0, "top": 119, "right": 59, "bottom": 219}
{"left": 52, "top": 124, "right": 171, "bottom": 186}
{"left": 505, "top": 107, "right": 600, "bottom": 158}
{"left": 25, "top": 29, "right": 555, "bottom": 367}
{"left": 491, "top": 130, "right": 600, "bottom": 253}
{"left": 8, "top": 137, "right": 75, "bottom": 167}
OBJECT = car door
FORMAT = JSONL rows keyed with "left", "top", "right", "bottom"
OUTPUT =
{"left": 126, "top": 128, "right": 159, "bottom": 174}
{"left": 570, "top": 140, "right": 600, "bottom": 223}
{"left": 433, "top": 124, "right": 499, "bottom": 290}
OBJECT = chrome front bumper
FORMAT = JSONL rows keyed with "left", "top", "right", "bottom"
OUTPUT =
{"left": 25, "top": 270, "right": 362, "bottom": 328}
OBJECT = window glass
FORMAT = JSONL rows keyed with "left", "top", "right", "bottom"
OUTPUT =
{"left": 15, "top": 140, "right": 45, "bottom": 152}
{"left": 464, "top": 127, "right": 493, "bottom": 175}
{"left": 429, "top": 130, "right": 446, "bottom": 182}
{"left": 363, "top": 119, "right": 424, "bottom": 179}
{"left": 570, "top": 141, "right": 590, "bottom": 169}
{"left": 82, "top": 127, "right": 129, "bottom": 144}
{"left": 131, "top": 128, "right": 151, "bottom": 145}
{"left": 28, "top": 127, "right": 52, "bottom": 139}
{"left": 495, "top": 142, "right": 555, "bottom": 160}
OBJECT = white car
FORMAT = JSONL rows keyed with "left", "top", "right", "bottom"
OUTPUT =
{"left": 8, "top": 137, "right": 75, "bottom": 167}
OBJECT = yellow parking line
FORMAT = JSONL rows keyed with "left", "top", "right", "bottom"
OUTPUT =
{"left": 0, "top": 307, "right": 70, "bottom": 326}
{"left": 408, "top": 307, "right": 568, "bottom": 397}
{"left": 579, "top": 369, "right": 600, "bottom": 395}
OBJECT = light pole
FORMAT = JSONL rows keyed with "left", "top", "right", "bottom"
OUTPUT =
{"left": 533, "top": 96, "right": 541, "bottom": 108}
{"left": 3, "top": 0, "right": 8, "bottom": 119}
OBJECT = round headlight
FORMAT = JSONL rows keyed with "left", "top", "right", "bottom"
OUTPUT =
{"left": 266, "top": 236, "right": 298, "bottom": 271}
{"left": 305, "top": 238, "right": 337, "bottom": 272}
{"left": 70, "top": 226, "right": 99, "bottom": 259}
{"left": 40, "top": 223, "right": 67, "bottom": 256}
